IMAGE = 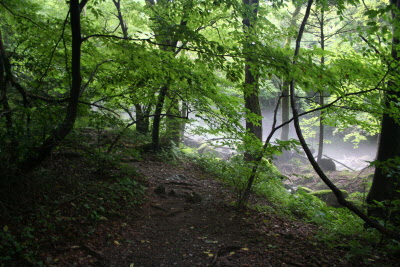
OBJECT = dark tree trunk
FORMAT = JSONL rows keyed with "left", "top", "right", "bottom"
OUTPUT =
{"left": 146, "top": 0, "right": 187, "bottom": 149}
{"left": 242, "top": 0, "right": 262, "bottom": 160}
{"left": 288, "top": 0, "right": 400, "bottom": 240}
{"left": 19, "top": 0, "right": 83, "bottom": 172}
{"left": 366, "top": 0, "right": 400, "bottom": 224}
{"left": 134, "top": 103, "right": 150, "bottom": 134}
{"left": 317, "top": 9, "right": 325, "bottom": 163}
{"left": 280, "top": 81, "right": 290, "bottom": 141}
{"left": 112, "top": 0, "right": 128, "bottom": 37}
{"left": 151, "top": 85, "right": 168, "bottom": 149}
{"left": 0, "top": 30, "right": 13, "bottom": 132}
{"left": 280, "top": 4, "right": 301, "bottom": 141}
{"left": 180, "top": 102, "right": 188, "bottom": 140}
{"left": 113, "top": 0, "right": 151, "bottom": 136}
{"left": 166, "top": 98, "right": 181, "bottom": 145}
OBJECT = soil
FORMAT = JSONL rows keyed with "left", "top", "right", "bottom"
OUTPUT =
{"left": 2, "top": 153, "right": 399, "bottom": 266}
{"left": 45, "top": 156, "right": 395, "bottom": 266}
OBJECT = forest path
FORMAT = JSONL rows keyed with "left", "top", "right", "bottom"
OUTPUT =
{"left": 79, "top": 156, "right": 352, "bottom": 267}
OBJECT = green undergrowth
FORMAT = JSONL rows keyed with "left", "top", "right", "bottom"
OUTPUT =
{"left": 0, "top": 137, "right": 146, "bottom": 266}
{"left": 168, "top": 145, "right": 400, "bottom": 261}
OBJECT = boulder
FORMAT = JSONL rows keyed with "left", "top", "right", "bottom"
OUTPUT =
{"left": 296, "top": 186, "right": 313, "bottom": 193}
{"left": 310, "top": 189, "right": 348, "bottom": 207}
{"left": 183, "top": 137, "right": 204, "bottom": 148}
{"left": 318, "top": 158, "right": 336, "bottom": 172}
{"left": 197, "top": 143, "right": 218, "bottom": 156}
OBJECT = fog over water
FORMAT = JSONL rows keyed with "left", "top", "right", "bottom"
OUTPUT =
{"left": 185, "top": 108, "right": 378, "bottom": 171}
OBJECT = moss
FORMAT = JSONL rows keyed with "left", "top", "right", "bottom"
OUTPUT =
{"left": 297, "top": 186, "right": 313, "bottom": 193}
{"left": 310, "top": 189, "right": 349, "bottom": 207}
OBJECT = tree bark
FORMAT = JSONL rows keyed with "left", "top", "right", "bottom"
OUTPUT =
{"left": 280, "top": 4, "right": 301, "bottom": 141}
{"left": 151, "top": 85, "right": 168, "bottom": 149}
{"left": 366, "top": 0, "right": 400, "bottom": 224}
{"left": 242, "top": 0, "right": 262, "bottom": 160}
{"left": 317, "top": 9, "right": 325, "bottom": 163}
{"left": 19, "top": 0, "right": 83, "bottom": 172}
{"left": 147, "top": 0, "right": 187, "bottom": 149}
{"left": 165, "top": 97, "right": 181, "bottom": 145}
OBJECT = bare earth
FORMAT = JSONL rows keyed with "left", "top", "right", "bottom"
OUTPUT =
{"left": 50, "top": 155, "right": 391, "bottom": 267}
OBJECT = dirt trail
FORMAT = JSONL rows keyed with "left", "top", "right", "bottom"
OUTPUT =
{"left": 72, "top": 157, "right": 361, "bottom": 267}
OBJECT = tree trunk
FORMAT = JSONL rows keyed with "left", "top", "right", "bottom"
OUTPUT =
{"left": 134, "top": 103, "right": 150, "bottom": 134}
{"left": 151, "top": 85, "right": 168, "bottom": 149}
{"left": 19, "top": 0, "right": 83, "bottom": 172}
{"left": 317, "top": 9, "right": 325, "bottom": 163}
{"left": 280, "top": 81, "right": 290, "bottom": 141}
{"left": 166, "top": 98, "right": 181, "bottom": 145}
{"left": 367, "top": 0, "right": 400, "bottom": 222}
{"left": 242, "top": 0, "right": 262, "bottom": 160}
{"left": 288, "top": 0, "right": 400, "bottom": 241}
{"left": 280, "top": 4, "right": 301, "bottom": 141}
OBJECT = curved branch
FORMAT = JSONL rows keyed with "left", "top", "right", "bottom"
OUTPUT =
{"left": 289, "top": 0, "right": 400, "bottom": 242}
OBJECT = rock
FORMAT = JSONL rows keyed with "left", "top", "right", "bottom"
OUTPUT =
{"left": 168, "top": 189, "right": 177, "bottom": 197}
{"left": 197, "top": 143, "right": 218, "bottom": 156}
{"left": 284, "top": 184, "right": 297, "bottom": 194}
{"left": 186, "top": 192, "right": 202, "bottom": 203}
{"left": 166, "top": 174, "right": 188, "bottom": 181}
{"left": 296, "top": 186, "right": 313, "bottom": 193}
{"left": 310, "top": 189, "right": 348, "bottom": 207}
{"left": 154, "top": 184, "right": 166, "bottom": 195}
{"left": 318, "top": 158, "right": 336, "bottom": 171}
{"left": 273, "top": 150, "right": 307, "bottom": 165}
{"left": 183, "top": 137, "right": 204, "bottom": 148}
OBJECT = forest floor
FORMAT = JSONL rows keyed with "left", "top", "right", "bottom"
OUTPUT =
{"left": 1, "top": 151, "right": 399, "bottom": 266}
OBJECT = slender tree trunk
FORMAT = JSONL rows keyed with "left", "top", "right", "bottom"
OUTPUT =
{"left": 366, "top": 0, "right": 400, "bottom": 223}
{"left": 180, "top": 102, "right": 188, "bottom": 140}
{"left": 19, "top": 0, "right": 83, "bottom": 172}
{"left": 0, "top": 30, "right": 13, "bottom": 132}
{"left": 288, "top": 0, "right": 400, "bottom": 241}
{"left": 134, "top": 104, "right": 149, "bottom": 134}
{"left": 113, "top": 0, "right": 150, "bottom": 135}
{"left": 317, "top": 9, "right": 325, "bottom": 163}
{"left": 280, "top": 81, "right": 290, "bottom": 140}
{"left": 243, "top": 0, "right": 262, "bottom": 160}
{"left": 280, "top": 4, "right": 301, "bottom": 141}
{"left": 146, "top": 0, "right": 187, "bottom": 148}
{"left": 151, "top": 85, "right": 168, "bottom": 149}
{"left": 165, "top": 97, "right": 181, "bottom": 145}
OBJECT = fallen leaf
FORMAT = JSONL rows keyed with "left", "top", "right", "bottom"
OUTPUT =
{"left": 241, "top": 247, "right": 249, "bottom": 251}
{"left": 114, "top": 240, "right": 121, "bottom": 245}
{"left": 203, "top": 251, "right": 214, "bottom": 257}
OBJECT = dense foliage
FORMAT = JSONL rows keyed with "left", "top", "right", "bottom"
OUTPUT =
{"left": 1, "top": 0, "right": 400, "bottom": 263}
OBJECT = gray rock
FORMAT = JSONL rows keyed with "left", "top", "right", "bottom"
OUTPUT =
{"left": 319, "top": 158, "right": 336, "bottom": 172}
